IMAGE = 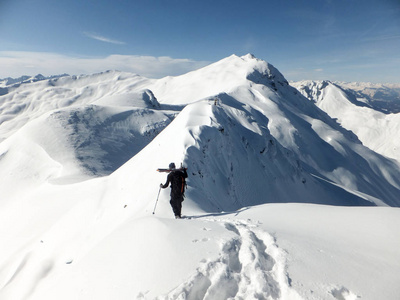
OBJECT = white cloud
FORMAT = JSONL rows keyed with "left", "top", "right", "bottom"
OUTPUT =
{"left": 83, "top": 32, "right": 126, "bottom": 45}
{"left": 0, "top": 51, "right": 210, "bottom": 78}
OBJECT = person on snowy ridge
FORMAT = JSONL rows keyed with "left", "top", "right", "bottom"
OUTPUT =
{"left": 160, "top": 162, "right": 188, "bottom": 219}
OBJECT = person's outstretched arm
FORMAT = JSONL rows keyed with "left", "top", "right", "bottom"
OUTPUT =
{"left": 160, "top": 173, "right": 171, "bottom": 188}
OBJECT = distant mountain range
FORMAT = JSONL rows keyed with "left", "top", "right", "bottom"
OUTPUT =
{"left": 335, "top": 81, "right": 400, "bottom": 113}
{"left": 0, "top": 74, "right": 69, "bottom": 87}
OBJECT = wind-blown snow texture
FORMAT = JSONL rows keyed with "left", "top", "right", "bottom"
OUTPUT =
{"left": 1, "top": 54, "right": 399, "bottom": 300}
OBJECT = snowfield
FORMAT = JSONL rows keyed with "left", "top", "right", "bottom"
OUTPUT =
{"left": 0, "top": 54, "right": 399, "bottom": 300}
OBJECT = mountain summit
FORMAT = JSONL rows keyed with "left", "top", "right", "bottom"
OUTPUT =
{"left": 147, "top": 54, "right": 288, "bottom": 105}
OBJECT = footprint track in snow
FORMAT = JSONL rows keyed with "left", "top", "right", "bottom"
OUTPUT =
{"left": 157, "top": 218, "right": 299, "bottom": 300}
{"left": 331, "top": 286, "right": 360, "bottom": 300}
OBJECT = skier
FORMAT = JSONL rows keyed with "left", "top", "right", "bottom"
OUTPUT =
{"left": 160, "top": 162, "right": 188, "bottom": 219}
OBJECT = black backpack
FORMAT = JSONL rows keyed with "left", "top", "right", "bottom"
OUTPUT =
{"left": 170, "top": 170, "right": 187, "bottom": 197}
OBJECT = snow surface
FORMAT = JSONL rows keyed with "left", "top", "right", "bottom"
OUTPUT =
{"left": 1, "top": 54, "right": 400, "bottom": 300}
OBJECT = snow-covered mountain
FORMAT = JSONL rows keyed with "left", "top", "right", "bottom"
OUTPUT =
{"left": 291, "top": 80, "right": 400, "bottom": 163}
{"left": 1, "top": 54, "right": 399, "bottom": 300}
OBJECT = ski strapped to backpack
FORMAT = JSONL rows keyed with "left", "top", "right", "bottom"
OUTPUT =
{"left": 156, "top": 168, "right": 172, "bottom": 173}
{"left": 156, "top": 166, "right": 187, "bottom": 173}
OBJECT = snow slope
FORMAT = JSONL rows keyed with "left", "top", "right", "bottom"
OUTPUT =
{"left": 1, "top": 54, "right": 400, "bottom": 300}
{"left": 292, "top": 80, "right": 400, "bottom": 163}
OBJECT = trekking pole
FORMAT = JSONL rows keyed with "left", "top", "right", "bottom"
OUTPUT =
{"left": 152, "top": 186, "right": 161, "bottom": 215}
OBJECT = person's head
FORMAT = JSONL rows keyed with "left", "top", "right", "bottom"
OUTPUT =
{"left": 169, "top": 162, "right": 176, "bottom": 170}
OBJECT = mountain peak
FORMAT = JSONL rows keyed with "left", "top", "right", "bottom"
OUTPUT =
{"left": 148, "top": 54, "right": 289, "bottom": 105}
{"left": 241, "top": 53, "right": 256, "bottom": 60}
{"left": 233, "top": 53, "right": 289, "bottom": 87}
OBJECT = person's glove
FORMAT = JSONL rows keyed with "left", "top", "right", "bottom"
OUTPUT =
{"left": 160, "top": 183, "right": 163, "bottom": 188}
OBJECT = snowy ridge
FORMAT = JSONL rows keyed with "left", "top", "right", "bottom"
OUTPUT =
{"left": 292, "top": 80, "right": 400, "bottom": 163}
{"left": 1, "top": 54, "right": 400, "bottom": 299}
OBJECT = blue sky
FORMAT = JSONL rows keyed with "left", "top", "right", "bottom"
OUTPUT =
{"left": 1, "top": 0, "right": 399, "bottom": 82}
